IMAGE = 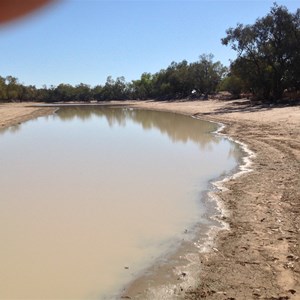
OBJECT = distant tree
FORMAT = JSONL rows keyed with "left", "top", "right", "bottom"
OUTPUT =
{"left": 36, "top": 85, "right": 52, "bottom": 102}
{"left": 113, "top": 76, "right": 129, "bottom": 100}
{"left": 74, "top": 83, "right": 92, "bottom": 101}
{"left": 0, "top": 76, "right": 8, "bottom": 100}
{"left": 101, "top": 76, "right": 115, "bottom": 100}
{"left": 101, "top": 76, "right": 129, "bottom": 100}
{"left": 5, "top": 76, "right": 22, "bottom": 100}
{"left": 218, "top": 73, "right": 243, "bottom": 98}
{"left": 92, "top": 85, "right": 103, "bottom": 101}
{"left": 146, "top": 56, "right": 226, "bottom": 100}
{"left": 54, "top": 83, "right": 75, "bottom": 102}
{"left": 167, "top": 60, "right": 193, "bottom": 98}
{"left": 190, "top": 54, "right": 227, "bottom": 98}
{"left": 20, "top": 85, "right": 37, "bottom": 101}
{"left": 131, "top": 73, "right": 154, "bottom": 99}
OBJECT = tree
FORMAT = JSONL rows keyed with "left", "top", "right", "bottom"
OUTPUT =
{"left": 36, "top": 85, "right": 53, "bottom": 102}
{"left": 54, "top": 84, "right": 75, "bottom": 102}
{"left": 222, "top": 4, "right": 300, "bottom": 101}
{"left": 5, "top": 76, "right": 22, "bottom": 100}
{"left": 20, "top": 85, "right": 38, "bottom": 101}
{"left": 190, "top": 54, "right": 227, "bottom": 98}
{"left": 167, "top": 60, "right": 193, "bottom": 98}
{"left": 92, "top": 85, "right": 104, "bottom": 101}
{"left": 0, "top": 76, "right": 8, "bottom": 100}
{"left": 131, "top": 73, "right": 154, "bottom": 99}
{"left": 101, "top": 76, "right": 129, "bottom": 100}
{"left": 218, "top": 73, "right": 243, "bottom": 98}
{"left": 74, "top": 83, "right": 92, "bottom": 101}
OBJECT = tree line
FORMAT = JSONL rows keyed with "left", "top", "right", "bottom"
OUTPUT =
{"left": 0, "top": 54, "right": 226, "bottom": 102}
{"left": 1, "top": 4, "right": 299, "bottom": 103}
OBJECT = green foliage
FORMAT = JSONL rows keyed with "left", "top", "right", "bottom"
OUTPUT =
{"left": 0, "top": 76, "right": 8, "bottom": 100}
{"left": 131, "top": 55, "right": 226, "bottom": 100}
{"left": 101, "top": 76, "right": 130, "bottom": 100}
{"left": 218, "top": 74, "right": 243, "bottom": 97}
{"left": 222, "top": 3, "right": 300, "bottom": 101}
{"left": 131, "top": 73, "right": 154, "bottom": 99}
{"left": 190, "top": 54, "right": 227, "bottom": 97}
{"left": 0, "top": 55, "right": 226, "bottom": 102}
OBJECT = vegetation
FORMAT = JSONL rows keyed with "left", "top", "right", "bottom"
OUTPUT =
{"left": 221, "top": 3, "right": 300, "bottom": 101}
{"left": 1, "top": 4, "right": 299, "bottom": 103}
{"left": 0, "top": 54, "right": 226, "bottom": 103}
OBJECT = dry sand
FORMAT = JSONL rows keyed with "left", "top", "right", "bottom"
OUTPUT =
{"left": 0, "top": 102, "right": 55, "bottom": 129}
{"left": 1, "top": 100, "right": 299, "bottom": 300}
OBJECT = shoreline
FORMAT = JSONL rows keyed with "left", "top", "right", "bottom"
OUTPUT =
{"left": 0, "top": 102, "right": 56, "bottom": 130}
{"left": 0, "top": 100, "right": 299, "bottom": 299}
{"left": 122, "top": 100, "right": 300, "bottom": 300}
{"left": 119, "top": 108, "right": 254, "bottom": 299}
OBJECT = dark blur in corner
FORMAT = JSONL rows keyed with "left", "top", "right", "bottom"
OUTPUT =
{"left": 0, "top": 0, "right": 56, "bottom": 25}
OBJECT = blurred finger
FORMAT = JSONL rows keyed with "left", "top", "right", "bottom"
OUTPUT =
{"left": 0, "top": 0, "right": 54, "bottom": 24}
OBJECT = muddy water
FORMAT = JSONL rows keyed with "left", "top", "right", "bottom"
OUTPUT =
{"left": 0, "top": 107, "right": 240, "bottom": 299}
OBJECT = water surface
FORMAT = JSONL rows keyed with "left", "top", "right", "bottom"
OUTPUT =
{"left": 0, "top": 107, "right": 240, "bottom": 299}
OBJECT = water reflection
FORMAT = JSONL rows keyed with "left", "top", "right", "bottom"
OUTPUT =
{"left": 56, "top": 106, "right": 219, "bottom": 148}
{"left": 0, "top": 123, "right": 21, "bottom": 135}
{"left": 0, "top": 114, "right": 52, "bottom": 136}
{"left": 228, "top": 142, "right": 243, "bottom": 162}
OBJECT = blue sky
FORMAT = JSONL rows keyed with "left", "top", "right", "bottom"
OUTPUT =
{"left": 0, "top": 0, "right": 299, "bottom": 88}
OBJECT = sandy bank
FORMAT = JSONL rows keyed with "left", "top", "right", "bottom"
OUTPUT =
{"left": 0, "top": 102, "right": 56, "bottom": 129}
{"left": 1, "top": 100, "right": 299, "bottom": 299}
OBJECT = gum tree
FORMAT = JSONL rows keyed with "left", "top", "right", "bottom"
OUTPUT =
{"left": 222, "top": 4, "right": 300, "bottom": 101}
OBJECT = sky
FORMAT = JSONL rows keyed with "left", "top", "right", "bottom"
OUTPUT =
{"left": 0, "top": 0, "right": 299, "bottom": 88}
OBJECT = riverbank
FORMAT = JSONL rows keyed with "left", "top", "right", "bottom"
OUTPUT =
{"left": 1, "top": 100, "right": 299, "bottom": 299}
{"left": 123, "top": 99, "right": 300, "bottom": 300}
{"left": 0, "top": 102, "right": 56, "bottom": 129}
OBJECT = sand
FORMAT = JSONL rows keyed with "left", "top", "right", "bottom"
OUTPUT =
{"left": 0, "top": 102, "right": 55, "bottom": 129}
{"left": 1, "top": 100, "right": 299, "bottom": 299}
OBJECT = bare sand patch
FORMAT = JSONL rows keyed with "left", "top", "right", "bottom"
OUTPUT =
{"left": 0, "top": 102, "right": 55, "bottom": 129}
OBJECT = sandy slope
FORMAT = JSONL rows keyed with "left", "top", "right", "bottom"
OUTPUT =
{"left": 1, "top": 100, "right": 299, "bottom": 299}
{"left": 0, "top": 102, "right": 55, "bottom": 129}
